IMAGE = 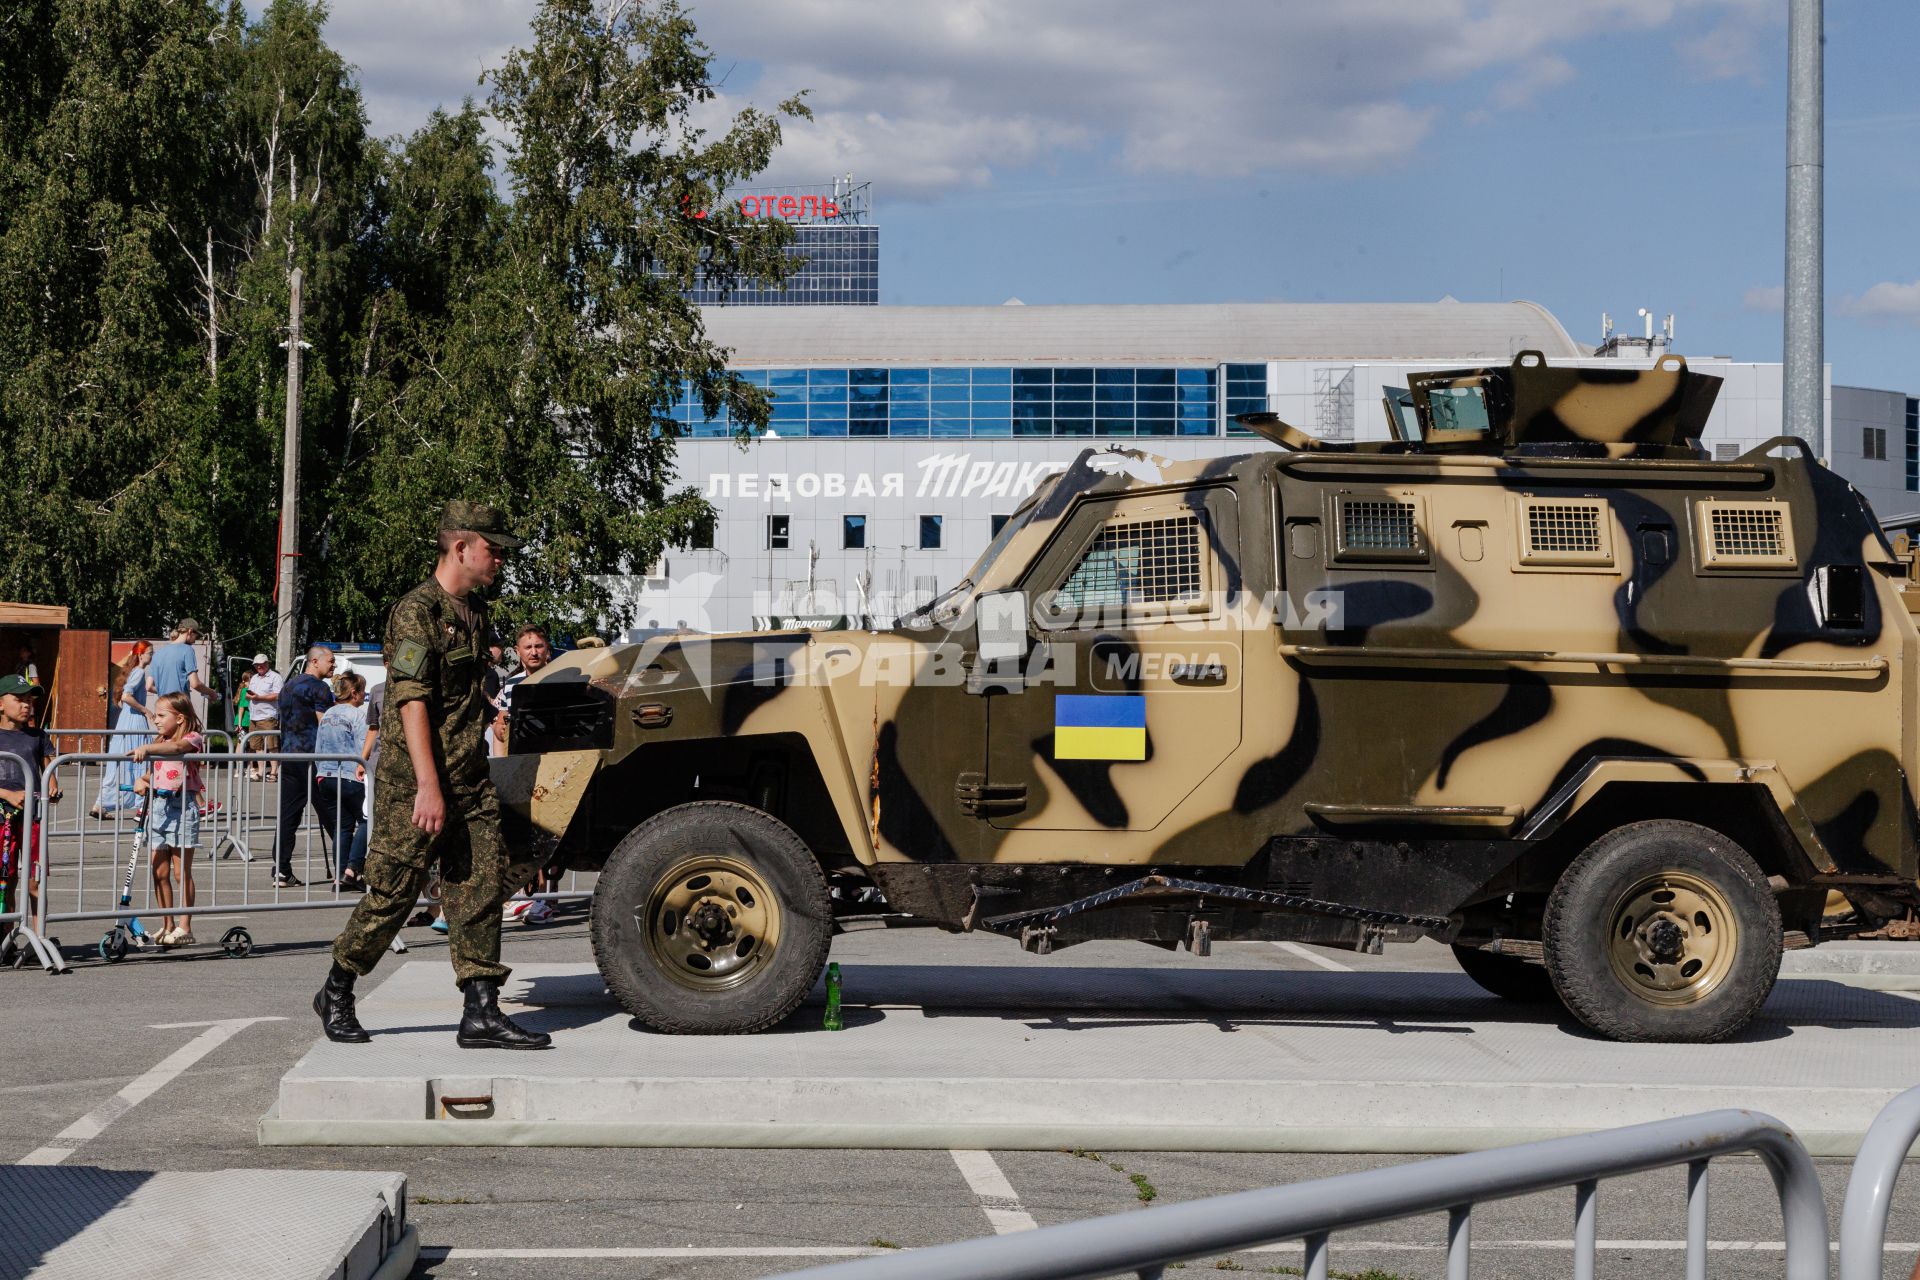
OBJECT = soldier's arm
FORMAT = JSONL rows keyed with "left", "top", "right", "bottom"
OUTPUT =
{"left": 402, "top": 700, "right": 446, "bottom": 835}
{"left": 386, "top": 595, "right": 446, "bottom": 833}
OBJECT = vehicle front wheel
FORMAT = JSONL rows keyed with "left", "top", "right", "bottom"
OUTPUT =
{"left": 1451, "top": 944, "right": 1558, "bottom": 1004}
{"left": 1544, "top": 819, "right": 1781, "bottom": 1043}
{"left": 591, "top": 800, "right": 832, "bottom": 1034}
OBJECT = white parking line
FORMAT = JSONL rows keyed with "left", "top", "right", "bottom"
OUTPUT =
{"left": 15, "top": 1017, "right": 283, "bottom": 1166}
{"left": 949, "top": 1149, "right": 1039, "bottom": 1234}
{"left": 1273, "top": 941, "right": 1353, "bottom": 972}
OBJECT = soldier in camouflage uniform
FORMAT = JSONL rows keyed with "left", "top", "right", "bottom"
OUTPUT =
{"left": 314, "top": 501, "right": 551, "bottom": 1050}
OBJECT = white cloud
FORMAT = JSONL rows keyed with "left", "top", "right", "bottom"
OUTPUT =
{"left": 311, "top": 0, "right": 1776, "bottom": 196}
{"left": 319, "top": 0, "right": 529, "bottom": 140}
{"left": 1743, "top": 284, "right": 1784, "bottom": 313}
{"left": 1839, "top": 280, "right": 1920, "bottom": 325}
{"left": 1675, "top": 0, "right": 1780, "bottom": 80}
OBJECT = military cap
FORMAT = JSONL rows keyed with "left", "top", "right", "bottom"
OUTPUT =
{"left": 439, "top": 500, "right": 524, "bottom": 550}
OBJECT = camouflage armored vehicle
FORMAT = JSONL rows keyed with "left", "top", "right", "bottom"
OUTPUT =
{"left": 496, "top": 352, "right": 1920, "bottom": 1043}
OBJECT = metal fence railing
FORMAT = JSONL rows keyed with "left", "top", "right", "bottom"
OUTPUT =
{"left": 27, "top": 747, "right": 592, "bottom": 972}
{"left": 0, "top": 749, "right": 61, "bottom": 973}
{"left": 1839, "top": 1084, "right": 1920, "bottom": 1280}
{"left": 779, "top": 1109, "right": 1831, "bottom": 1280}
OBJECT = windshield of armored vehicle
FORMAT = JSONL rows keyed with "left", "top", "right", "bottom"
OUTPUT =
{"left": 1425, "top": 383, "right": 1492, "bottom": 435}
{"left": 899, "top": 495, "right": 1041, "bottom": 629}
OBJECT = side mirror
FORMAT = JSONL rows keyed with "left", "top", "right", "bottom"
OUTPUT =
{"left": 976, "top": 590, "right": 1029, "bottom": 665}
{"left": 970, "top": 591, "right": 1029, "bottom": 694}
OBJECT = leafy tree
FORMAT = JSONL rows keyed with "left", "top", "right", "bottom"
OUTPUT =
{"left": 0, "top": 0, "right": 245, "bottom": 636}
{"left": 0, "top": 0, "right": 808, "bottom": 649}
{"left": 316, "top": 0, "right": 809, "bottom": 638}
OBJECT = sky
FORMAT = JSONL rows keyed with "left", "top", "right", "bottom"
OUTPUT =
{"left": 313, "top": 0, "right": 1920, "bottom": 392}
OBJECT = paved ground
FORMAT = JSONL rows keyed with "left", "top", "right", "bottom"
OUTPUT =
{"left": 6, "top": 899, "right": 1920, "bottom": 1280}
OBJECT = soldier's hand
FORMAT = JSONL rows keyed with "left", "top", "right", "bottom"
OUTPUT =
{"left": 412, "top": 787, "right": 446, "bottom": 836}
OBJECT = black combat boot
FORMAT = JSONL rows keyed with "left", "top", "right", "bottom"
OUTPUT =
{"left": 456, "top": 978, "right": 553, "bottom": 1050}
{"left": 313, "top": 962, "right": 370, "bottom": 1043}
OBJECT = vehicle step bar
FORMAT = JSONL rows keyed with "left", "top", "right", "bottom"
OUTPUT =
{"left": 979, "top": 873, "right": 1451, "bottom": 935}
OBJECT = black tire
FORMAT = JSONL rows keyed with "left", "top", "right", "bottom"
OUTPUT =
{"left": 100, "top": 931, "right": 128, "bottom": 963}
{"left": 1451, "top": 945, "right": 1558, "bottom": 1004}
{"left": 220, "top": 927, "right": 253, "bottom": 958}
{"left": 1544, "top": 819, "right": 1781, "bottom": 1043}
{"left": 591, "top": 800, "right": 832, "bottom": 1035}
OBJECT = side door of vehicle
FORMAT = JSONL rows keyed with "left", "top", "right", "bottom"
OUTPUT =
{"left": 978, "top": 487, "right": 1244, "bottom": 846}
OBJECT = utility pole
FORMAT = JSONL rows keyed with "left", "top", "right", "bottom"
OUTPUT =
{"left": 275, "top": 267, "right": 304, "bottom": 673}
{"left": 1783, "top": 0, "right": 1823, "bottom": 451}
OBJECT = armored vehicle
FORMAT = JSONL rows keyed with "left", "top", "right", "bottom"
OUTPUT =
{"left": 497, "top": 352, "right": 1920, "bottom": 1043}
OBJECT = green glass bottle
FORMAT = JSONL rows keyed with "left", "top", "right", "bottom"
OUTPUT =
{"left": 823, "top": 961, "right": 843, "bottom": 1031}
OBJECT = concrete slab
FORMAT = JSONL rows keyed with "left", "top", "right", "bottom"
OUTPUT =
{"left": 1780, "top": 940, "right": 1920, "bottom": 976}
{"left": 0, "top": 1165, "right": 413, "bottom": 1280}
{"left": 261, "top": 957, "right": 1920, "bottom": 1155}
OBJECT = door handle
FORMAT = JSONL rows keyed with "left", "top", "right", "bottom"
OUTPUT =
{"left": 1168, "top": 660, "right": 1229, "bottom": 686}
{"left": 955, "top": 772, "right": 1027, "bottom": 817}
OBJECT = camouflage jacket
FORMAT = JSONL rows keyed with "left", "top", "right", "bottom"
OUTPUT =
{"left": 377, "top": 577, "right": 494, "bottom": 797}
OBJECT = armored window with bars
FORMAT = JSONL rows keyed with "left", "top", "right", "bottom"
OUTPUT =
{"left": 1334, "top": 496, "right": 1426, "bottom": 562}
{"left": 1056, "top": 515, "right": 1204, "bottom": 610}
{"left": 1696, "top": 501, "right": 1796, "bottom": 569}
{"left": 1516, "top": 498, "right": 1614, "bottom": 567}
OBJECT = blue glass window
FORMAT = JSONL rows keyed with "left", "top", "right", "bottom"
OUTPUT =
{"left": 843, "top": 515, "right": 866, "bottom": 549}
{"left": 1907, "top": 398, "right": 1918, "bottom": 491}
{"left": 715, "top": 365, "right": 1234, "bottom": 438}
{"left": 919, "top": 515, "right": 943, "bottom": 549}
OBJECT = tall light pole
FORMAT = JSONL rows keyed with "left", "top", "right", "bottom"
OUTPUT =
{"left": 275, "top": 267, "right": 304, "bottom": 673}
{"left": 1783, "top": 0, "right": 1823, "bottom": 451}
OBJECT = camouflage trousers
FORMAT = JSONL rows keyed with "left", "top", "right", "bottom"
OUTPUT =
{"left": 331, "top": 783, "right": 533, "bottom": 986}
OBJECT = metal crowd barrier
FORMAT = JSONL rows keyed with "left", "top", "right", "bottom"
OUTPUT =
{"left": 0, "top": 749, "right": 62, "bottom": 973}
{"left": 40, "top": 728, "right": 234, "bottom": 839}
{"left": 781, "top": 1109, "right": 1831, "bottom": 1280}
{"left": 30, "top": 747, "right": 593, "bottom": 971}
{"left": 36, "top": 750, "right": 392, "bottom": 971}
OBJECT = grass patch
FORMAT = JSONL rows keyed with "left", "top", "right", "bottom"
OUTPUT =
{"left": 413, "top": 1196, "right": 474, "bottom": 1205}
{"left": 866, "top": 1238, "right": 900, "bottom": 1250}
{"left": 1067, "top": 1146, "right": 1154, "bottom": 1201}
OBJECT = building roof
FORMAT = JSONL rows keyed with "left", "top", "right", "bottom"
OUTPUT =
{"left": 699, "top": 300, "right": 1586, "bottom": 366}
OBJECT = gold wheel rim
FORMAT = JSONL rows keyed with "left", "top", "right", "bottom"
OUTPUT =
{"left": 640, "top": 855, "right": 781, "bottom": 992}
{"left": 1605, "top": 869, "right": 1739, "bottom": 1006}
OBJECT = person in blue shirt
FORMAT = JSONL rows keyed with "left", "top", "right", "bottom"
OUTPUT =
{"left": 150, "top": 620, "right": 216, "bottom": 701}
{"left": 271, "top": 647, "right": 336, "bottom": 887}
{"left": 312, "top": 671, "right": 372, "bottom": 890}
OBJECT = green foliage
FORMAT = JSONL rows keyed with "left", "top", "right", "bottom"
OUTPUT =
{"left": 0, "top": 0, "right": 805, "bottom": 646}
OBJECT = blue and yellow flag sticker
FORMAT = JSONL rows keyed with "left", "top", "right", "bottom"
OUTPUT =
{"left": 1053, "top": 694, "right": 1146, "bottom": 761}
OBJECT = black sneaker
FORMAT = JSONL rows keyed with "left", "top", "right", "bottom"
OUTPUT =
{"left": 272, "top": 872, "right": 304, "bottom": 888}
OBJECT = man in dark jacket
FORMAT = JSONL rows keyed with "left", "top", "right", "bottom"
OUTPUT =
{"left": 271, "top": 647, "right": 335, "bottom": 887}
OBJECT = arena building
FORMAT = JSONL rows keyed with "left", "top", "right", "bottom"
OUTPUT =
{"left": 620, "top": 300, "right": 1860, "bottom": 635}
{"left": 684, "top": 179, "right": 877, "bottom": 306}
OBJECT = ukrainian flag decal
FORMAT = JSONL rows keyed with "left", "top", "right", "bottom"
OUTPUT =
{"left": 1054, "top": 694, "right": 1147, "bottom": 761}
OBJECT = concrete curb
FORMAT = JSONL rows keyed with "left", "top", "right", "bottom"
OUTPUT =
{"left": 368, "top": 1223, "right": 419, "bottom": 1280}
{"left": 255, "top": 1111, "right": 1883, "bottom": 1158}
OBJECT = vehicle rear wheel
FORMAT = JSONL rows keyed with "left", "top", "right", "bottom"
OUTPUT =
{"left": 1544, "top": 819, "right": 1780, "bottom": 1043}
{"left": 1451, "top": 945, "right": 1558, "bottom": 1004}
{"left": 591, "top": 800, "right": 832, "bottom": 1034}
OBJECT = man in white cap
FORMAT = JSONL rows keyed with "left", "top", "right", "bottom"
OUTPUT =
{"left": 244, "top": 653, "right": 285, "bottom": 782}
